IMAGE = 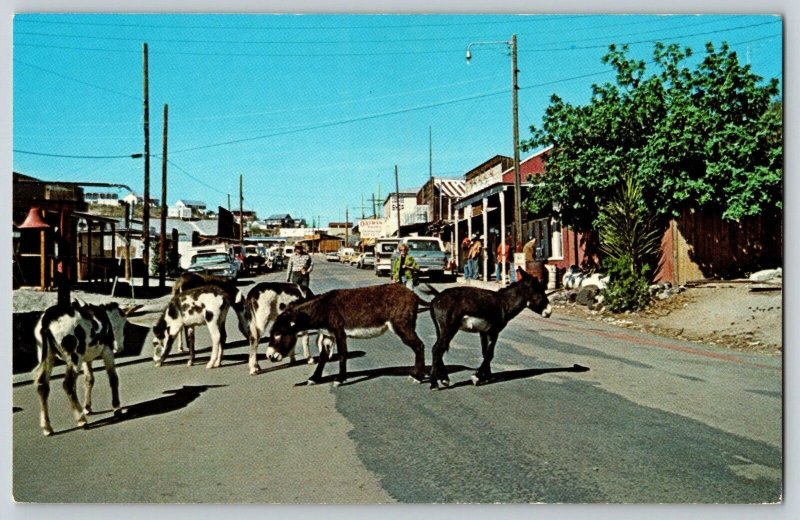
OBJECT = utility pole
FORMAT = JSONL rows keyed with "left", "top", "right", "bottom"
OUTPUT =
{"left": 159, "top": 103, "right": 168, "bottom": 289}
{"left": 511, "top": 34, "right": 522, "bottom": 251}
{"left": 345, "top": 207, "right": 349, "bottom": 247}
{"left": 429, "top": 125, "right": 435, "bottom": 223}
{"left": 360, "top": 194, "right": 365, "bottom": 219}
{"left": 142, "top": 42, "right": 151, "bottom": 288}
{"left": 429, "top": 126, "right": 433, "bottom": 183}
{"left": 239, "top": 174, "right": 244, "bottom": 243}
{"left": 394, "top": 165, "right": 402, "bottom": 238}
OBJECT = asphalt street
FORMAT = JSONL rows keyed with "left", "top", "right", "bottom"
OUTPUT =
{"left": 12, "top": 258, "right": 782, "bottom": 503}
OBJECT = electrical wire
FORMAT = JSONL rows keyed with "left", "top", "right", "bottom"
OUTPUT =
{"left": 13, "top": 58, "right": 141, "bottom": 101}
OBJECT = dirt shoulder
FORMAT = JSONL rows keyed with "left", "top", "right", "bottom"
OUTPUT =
{"left": 553, "top": 282, "right": 783, "bottom": 356}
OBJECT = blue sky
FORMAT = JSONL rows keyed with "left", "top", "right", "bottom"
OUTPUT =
{"left": 12, "top": 13, "right": 782, "bottom": 225}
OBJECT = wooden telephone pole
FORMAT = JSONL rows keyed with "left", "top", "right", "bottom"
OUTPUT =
{"left": 158, "top": 103, "right": 168, "bottom": 288}
{"left": 345, "top": 207, "right": 349, "bottom": 247}
{"left": 394, "top": 165, "right": 401, "bottom": 238}
{"left": 142, "top": 42, "right": 151, "bottom": 288}
{"left": 239, "top": 174, "right": 244, "bottom": 243}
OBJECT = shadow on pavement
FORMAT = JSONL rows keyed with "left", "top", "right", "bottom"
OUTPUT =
{"left": 82, "top": 384, "right": 227, "bottom": 431}
{"left": 255, "top": 350, "right": 367, "bottom": 376}
{"left": 296, "top": 363, "right": 473, "bottom": 387}
{"left": 443, "top": 363, "right": 590, "bottom": 390}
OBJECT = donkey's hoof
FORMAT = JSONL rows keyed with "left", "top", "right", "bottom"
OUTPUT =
{"left": 408, "top": 375, "right": 423, "bottom": 384}
{"left": 306, "top": 379, "right": 317, "bottom": 386}
{"left": 82, "top": 406, "right": 92, "bottom": 415}
{"left": 77, "top": 417, "right": 88, "bottom": 428}
{"left": 42, "top": 426, "right": 54, "bottom": 436}
{"left": 439, "top": 378, "right": 451, "bottom": 388}
{"left": 333, "top": 380, "right": 345, "bottom": 388}
{"left": 307, "top": 357, "right": 316, "bottom": 365}
{"left": 470, "top": 375, "right": 483, "bottom": 386}
{"left": 113, "top": 408, "right": 123, "bottom": 417}
{"left": 249, "top": 367, "right": 260, "bottom": 376}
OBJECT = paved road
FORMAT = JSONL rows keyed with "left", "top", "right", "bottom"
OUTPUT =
{"left": 12, "top": 258, "right": 782, "bottom": 503}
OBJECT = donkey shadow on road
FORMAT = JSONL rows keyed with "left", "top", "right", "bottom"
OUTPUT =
{"left": 79, "top": 384, "right": 227, "bottom": 432}
{"left": 441, "top": 363, "right": 590, "bottom": 390}
{"left": 295, "top": 363, "right": 473, "bottom": 387}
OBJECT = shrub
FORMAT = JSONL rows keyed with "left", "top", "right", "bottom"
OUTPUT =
{"left": 602, "top": 255, "right": 652, "bottom": 312}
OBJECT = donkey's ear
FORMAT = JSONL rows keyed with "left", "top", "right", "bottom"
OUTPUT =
{"left": 516, "top": 267, "right": 531, "bottom": 281}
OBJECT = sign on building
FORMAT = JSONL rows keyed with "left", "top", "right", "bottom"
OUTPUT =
{"left": 359, "top": 219, "right": 386, "bottom": 238}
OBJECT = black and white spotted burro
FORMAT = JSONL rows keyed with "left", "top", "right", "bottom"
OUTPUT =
{"left": 33, "top": 300, "right": 141, "bottom": 436}
{"left": 152, "top": 285, "right": 245, "bottom": 369}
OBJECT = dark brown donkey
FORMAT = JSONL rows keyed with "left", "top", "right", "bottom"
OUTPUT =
{"left": 267, "top": 284, "right": 429, "bottom": 386}
{"left": 425, "top": 268, "right": 552, "bottom": 389}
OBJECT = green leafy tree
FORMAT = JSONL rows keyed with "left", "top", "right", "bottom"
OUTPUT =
{"left": 523, "top": 41, "right": 782, "bottom": 232}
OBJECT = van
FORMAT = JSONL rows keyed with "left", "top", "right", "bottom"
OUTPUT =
{"left": 374, "top": 239, "right": 400, "bottom": 277}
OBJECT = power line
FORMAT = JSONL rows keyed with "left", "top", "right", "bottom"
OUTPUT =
{"left": 169, "top": 88, "right": 510, "bottom": 154}
{"left": 14, "top": 14, "right": 586, "bottom": 32}
{"left": 14, "top": 149, "right": 141, "bottom": 159}
{"left": 519, "top": 19, "right": 780, "bottom": 54}
{"left": 14, "top": 32, "right": 780, "bottom": 161}
{"left": 158, "top": 156, "right": 229, "bottom": 197}
{"left": 13, "top": 58, "right": 141, "bottom": 101}
{"left": 14, "top": 19, "right": 779, "bottom": 58}
{"left": 13, "top": 16, "right": 716, "bottom": 46}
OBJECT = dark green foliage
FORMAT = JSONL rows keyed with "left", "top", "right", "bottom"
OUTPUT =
{"left": 602, "top": 255, "right": 652, "bottom": 313}
{"left": 523, "top": 41, "right": 782, "bottom": 232}
{"left": 597, "top": 176, "right": 661, "bottom": 312}
{"left": 597, "top": 175, "right": 663, "bottom": 275}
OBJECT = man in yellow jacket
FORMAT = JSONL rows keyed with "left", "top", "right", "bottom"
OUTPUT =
{"left": 391, "top": 243, "right": 419, "bottom": 290}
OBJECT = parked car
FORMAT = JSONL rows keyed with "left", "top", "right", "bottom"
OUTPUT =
{"left": 265, "top": 246, "right": 284, "bottom": 270}
{"left": 243, "top": 245, "right": 266, "bottom": 273}
{"left": 357, "top": 251, "right": 375, "bottom": 270}
{"left": 326, "top": 251, "right": 340, "bottom": 262}
{"left": 374, "top": 239, "right": 400, "bottom": 277}
{"left": 338, "top": 247, "right": 356, "bottom": 264}
{"left": 392, "top": 236, "right": 453, "bottom": 281}
{"left": 185, "top": 252, "right": 239, "bottom": 281}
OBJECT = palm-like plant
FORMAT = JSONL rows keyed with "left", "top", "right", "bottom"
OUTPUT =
{"left": 598, "top": 174, "right": 662, "bottom": 275}
{"left": 597, "top": 175, "right": 662, "bottom": 312}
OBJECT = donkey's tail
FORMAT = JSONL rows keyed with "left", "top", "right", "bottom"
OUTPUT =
{"left": 414, "top": 285, "right": 439, "bottom": 312}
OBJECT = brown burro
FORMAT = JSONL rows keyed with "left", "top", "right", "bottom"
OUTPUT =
{"left": 267, "top": 283, "right": 430, "bottom": 386}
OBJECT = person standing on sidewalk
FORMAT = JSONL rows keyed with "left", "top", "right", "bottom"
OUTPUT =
{"left": 495, "top": 237, "right": 516, "bottom": 284}
{"left": 286, "top": 244, "right": 313, "bottom": 289}
{"left": 467, "top": 236, "right": 483, "bottom": 280}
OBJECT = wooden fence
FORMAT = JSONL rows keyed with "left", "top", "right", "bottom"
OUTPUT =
{"left": 656, "top": 208, "right": 782, "bottom": 285}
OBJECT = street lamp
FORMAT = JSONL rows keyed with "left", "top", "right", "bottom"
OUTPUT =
{"left": 466, "top": 35, "right": 522, "bottom": 252}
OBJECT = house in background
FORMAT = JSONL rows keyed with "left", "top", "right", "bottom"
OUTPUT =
{"left": 264, "top": 213, "right": 295, "bottom": 230}
{"left": 168, "top": 199, "right": 207, "bottom": 219}
{"left": 85, "top": 191, "right": 120, "bottom": 206}
{"left": 123, "top": 192, "right": 160, "bottom": 208}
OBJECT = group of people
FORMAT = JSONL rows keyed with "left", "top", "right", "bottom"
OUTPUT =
{"left": 287, "top": 236, "right": 521, "bottom": 292}
{"left": 287, "top": 241, "right": 419, "bottom": 291}
{"left": 460, "top": 234, "right": 517, "bottom": 284}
